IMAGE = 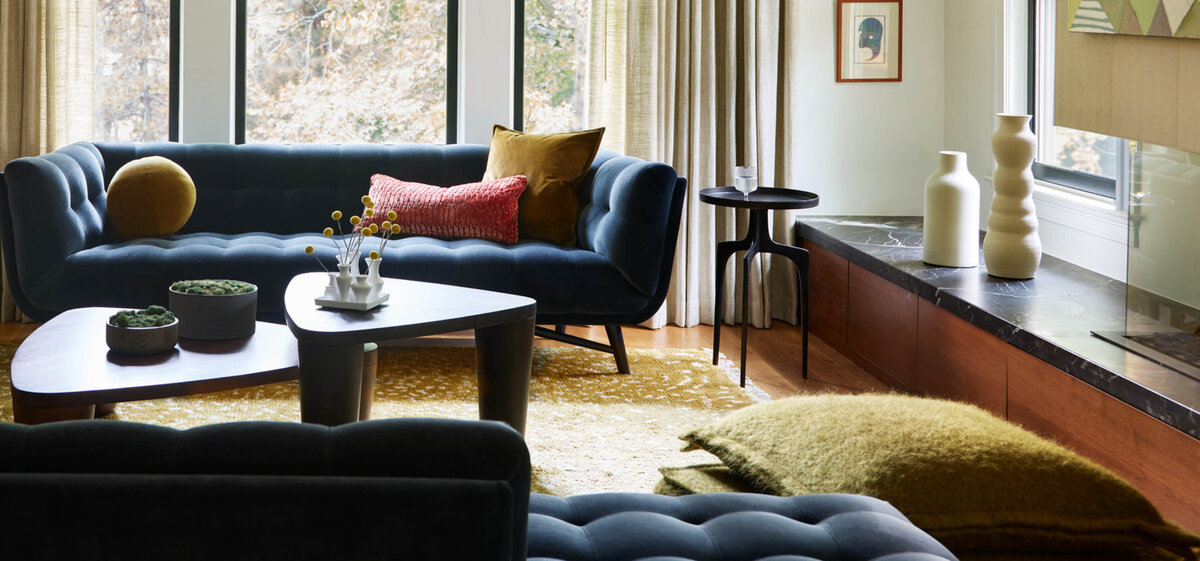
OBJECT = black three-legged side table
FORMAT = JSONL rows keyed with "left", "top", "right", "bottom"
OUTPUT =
{"left": 700, "top": 187, "right": 820, "bottom": 386}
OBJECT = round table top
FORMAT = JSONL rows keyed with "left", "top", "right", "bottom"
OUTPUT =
{"left": 700, "top": 187, "right": 819, "bottom": 210}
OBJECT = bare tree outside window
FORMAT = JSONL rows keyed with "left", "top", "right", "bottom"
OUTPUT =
{"left": 524, "top": 0, "right": 588, "bottom": 133}
{"left": 96, "top": 0, "right": 171, "bottom": 142}
{"left": 1051, "top": 126, "right": 1119, "bottom": 179}
{"left": 245, "top": 0, "right": 447, "bottom": 144}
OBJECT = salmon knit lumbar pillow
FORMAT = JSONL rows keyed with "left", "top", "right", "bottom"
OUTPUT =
{"left": 363, "top": 174, "right": 527, "bottom": 244}
{"left": 668, "top": 393, "right": 1200, "bottom": 561}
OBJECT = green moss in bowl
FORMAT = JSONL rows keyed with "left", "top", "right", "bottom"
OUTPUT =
{"left": 169, "top": 279, "right": 256, "bottom": 295}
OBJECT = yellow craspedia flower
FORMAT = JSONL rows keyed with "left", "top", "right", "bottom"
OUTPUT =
{"left": 381, "top": 221, "right": 392, "bottom": 230}
{"left": 304, "top": 245, "right": 315, "bottom": 254}
{"left": 350, "top": 215, "right": 361, "bottom": 226}
{"left": 362, "top": 229, "right": 372, "bottom": 237}
{"left": 331, "top": 210, "right": 342, "bottom": 220}
{"left": 391, "top": 224, "right": 401, "bottom": 234}
{"left": 323, "top": 227, "right": 333, "bottom": 237}
{"left": 369, "top": 223, "right": 379, "bottom": 234}
{"left": 364, "top": 208, "right": 374, "bottom": 218}
{"left": 361, "top": 195, "right": 372, "bottom": 205}
{"left": 369, "top": 251, "right": 380, "bottom": 260}
{"left": 387, "top": 210, "right": 397, "bottom": 221}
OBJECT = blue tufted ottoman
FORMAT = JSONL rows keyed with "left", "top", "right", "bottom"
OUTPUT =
{"left": 528, "top": 492, "right": 959, "bottom": 561}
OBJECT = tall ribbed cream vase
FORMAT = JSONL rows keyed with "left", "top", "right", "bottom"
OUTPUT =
{"left": 982, "top": 114, "right": 1042, "bottom": 279}
{"left": 923, "top": 151, "right": 980, "bottom": 267}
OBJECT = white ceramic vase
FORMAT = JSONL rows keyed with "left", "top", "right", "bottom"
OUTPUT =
{"left": 982, "top": 114, "right": 1042, "bottom": 279}
{"left": 923, "top": 151, "right": 980, "bottom": 267}
{"left": 365, "top": 257, "right": 384, "bottom": 300}
{"left": 335, "top": 263, "right": 353, "bottom": 302}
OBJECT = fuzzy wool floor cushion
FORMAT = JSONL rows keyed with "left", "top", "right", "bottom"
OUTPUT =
{"left": 657, "top": 393, "right": 1200, "bottom": 561}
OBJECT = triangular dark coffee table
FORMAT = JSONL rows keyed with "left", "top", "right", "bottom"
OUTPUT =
{"left": 284, "top": 273, "right": 536, "bottom": 432}
{"left": 10, "top": 307, "right": 299, "bottom": 424}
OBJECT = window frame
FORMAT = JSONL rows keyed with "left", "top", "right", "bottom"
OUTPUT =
{"left": 169, "top": 0, "right": 181, "bottom": 142}
{"left": 1027, "top": 0, "right": 1122, "bottom": 200}
{"left": 233, "top": 0, "right": 460, "bottom": 145}
{"left": 513, "top": 0, "right": 524, "bottom": 131}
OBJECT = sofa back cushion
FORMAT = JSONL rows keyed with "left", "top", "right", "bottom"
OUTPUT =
{"left": 96, "top": 143, "right": 492, "bottom": 236}
{"left": 0, "top": 418, "right": 531, "bottom": 560}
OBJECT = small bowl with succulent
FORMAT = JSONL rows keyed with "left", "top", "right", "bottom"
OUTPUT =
{"left": 106, "top": 306, "right": 179, "bottom": 355}
{"left": 168, "top": 279, "right": 258, "bottom": 340}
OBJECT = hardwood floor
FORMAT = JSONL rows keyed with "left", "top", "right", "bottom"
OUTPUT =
{"left": 545, "top": 322, "right": 886, "bottom": 399}
{"left": 0, "top": 319, "right": 883, "bottom": 401}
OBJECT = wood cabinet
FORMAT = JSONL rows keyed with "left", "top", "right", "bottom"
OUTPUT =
{"left": 1008, "top": 349, "right": 1200, "bottom": 532}
{"left": 804, "top": 240, "right": 1200, "bottom": 533}
{"left": 916, "top": 299, "right": 1007, "bottom": 416}
{"left": 847, "top": 264, "right": 918, "bottom": 391}
{"left": 801, "top": 239, "right": 847, "bottom": 353}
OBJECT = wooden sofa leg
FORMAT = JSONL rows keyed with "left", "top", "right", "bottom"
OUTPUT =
{"left": 605, "top": 325, "right": 631, "bottom": 374}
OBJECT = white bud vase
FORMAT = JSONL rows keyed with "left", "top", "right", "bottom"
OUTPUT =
{"left": 983, "top": 114, "right": 1042, "bottom": 279}
{"left": 923, "top": 151, "right": 980, "bottom": 267}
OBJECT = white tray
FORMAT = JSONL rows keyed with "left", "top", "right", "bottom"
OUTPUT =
{"left": 315, "top": 292, "right": 390, "bottom": 311}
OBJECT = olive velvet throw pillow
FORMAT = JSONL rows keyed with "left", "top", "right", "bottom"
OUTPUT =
{"left": 481, "top": 124, "right": 604, "bottom": 246}
{"left": 363, "top": 174, "right": 528, "bottom": 244}
{"left": 106, "top": 156, "right": 196, "bottom": 240}
{"left": 667, "top": 394, "right": 1200, "bottom": 561}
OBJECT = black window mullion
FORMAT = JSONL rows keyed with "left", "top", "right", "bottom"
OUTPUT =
{"left": 169, "top": 0, "right": 181, "bottom": 142}
{"left": 447, "top": 0, "right": 459, "bottom": 144}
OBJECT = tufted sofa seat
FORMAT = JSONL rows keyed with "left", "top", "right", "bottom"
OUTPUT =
{"left": 0, "top": 418, "right": 959, "bottom": 561}
{"left": 1, "top": 142, "right": 686, "bottom": 370}
{"left": 529, "top": 493, "right": 958, "bottom": 561}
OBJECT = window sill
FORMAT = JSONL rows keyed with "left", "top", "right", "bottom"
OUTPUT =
{"left": 1030, "top": 181, "right": 1127, "bottom": 245}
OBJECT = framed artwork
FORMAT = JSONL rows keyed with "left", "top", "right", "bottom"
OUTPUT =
{"left": 837, "top": 0, "right": 902, "bottom": 82}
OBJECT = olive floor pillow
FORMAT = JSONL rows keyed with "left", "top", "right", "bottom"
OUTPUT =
{"left": 663, "top": 393, "right": 1200, "bottom": 561}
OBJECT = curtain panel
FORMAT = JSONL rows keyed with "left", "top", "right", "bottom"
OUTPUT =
{"left": 587, "top": 0, "right": 799, "bottom": 329}
{"left": 0, "top": 0, "right": 95, "bottom": 323}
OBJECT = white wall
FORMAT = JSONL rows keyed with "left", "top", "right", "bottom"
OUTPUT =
{"left": 944, "top": 0, "right": 1004, "bottom": 226}
{"left": 788, "top": 1, "right": 945, "bottom": 216}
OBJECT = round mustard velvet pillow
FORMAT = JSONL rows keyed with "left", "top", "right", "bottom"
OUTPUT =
{"left": 106, "top": 156, "right": 196, "bottom": 239}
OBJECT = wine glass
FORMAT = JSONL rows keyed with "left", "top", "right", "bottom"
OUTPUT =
{"left": 734, "top": 166, "right": 757, "bottom": 200}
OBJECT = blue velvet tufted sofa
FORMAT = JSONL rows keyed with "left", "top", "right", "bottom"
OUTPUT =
{"left": 0, "top": 142, "right": 686, "bottom": 371}
{"left": 0, "top": 418, "right": 960, "bottom": 560}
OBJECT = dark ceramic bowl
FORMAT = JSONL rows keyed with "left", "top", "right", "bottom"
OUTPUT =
{"left": 169, "top": 283, "right": 258, "bottom": 340}
{"left": 106, "top": 318, "right": 180, "bottom": 355}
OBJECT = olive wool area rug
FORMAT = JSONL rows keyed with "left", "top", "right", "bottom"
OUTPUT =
{"left": 0, "top": 344, "right": 767, "bottom": 495}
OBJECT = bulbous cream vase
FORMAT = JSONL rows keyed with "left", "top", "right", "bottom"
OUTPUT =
{"left": 923, "top": 151, "right": 980, "bottom": 267}
{"left": 982, "top": 114, "right": 1042, "bottom": 279}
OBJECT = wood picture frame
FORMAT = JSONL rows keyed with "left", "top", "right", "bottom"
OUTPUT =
{"left": 837, "top": 0, "right": 902, "bottom": 82}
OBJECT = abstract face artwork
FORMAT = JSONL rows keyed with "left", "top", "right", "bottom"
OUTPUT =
{"left": 858, "top": 17, "right": 884, "bottom": 60}
{"left": 837, "top": 0, "right": 900, "bottom": 82}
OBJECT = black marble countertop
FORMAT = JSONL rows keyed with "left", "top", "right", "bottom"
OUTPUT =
{"left": 796, "top": 216, "right": 1200, "bottom": 440}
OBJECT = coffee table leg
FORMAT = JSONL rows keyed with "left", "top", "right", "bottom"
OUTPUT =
{"left": 475, "top": 316, "right": 535, "bottom": 435}
{"left": 297, "top": 342, "right": 363, "bottom": 425}
{"left": 12, "top": 390, "right": 95, "bottom": 424}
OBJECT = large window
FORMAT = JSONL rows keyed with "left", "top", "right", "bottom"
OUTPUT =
{"left": 242, "top": 0, "right": 451, "bottom": 144}
{"left": 522, "top": 0, "right": 589, "bottom": 133}
{"left": 1030, "top": 0, "right": 1124, "bottom": 198}
{"left": 95, "top": 0, "right": 173, "bottom": 142}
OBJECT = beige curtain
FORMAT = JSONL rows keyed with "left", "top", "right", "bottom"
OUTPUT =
{"left": 587, "top": 0, "right": 798, "bottom": 329}
{"left": 0, "top": 0, "right": 95, "bottom": 323}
